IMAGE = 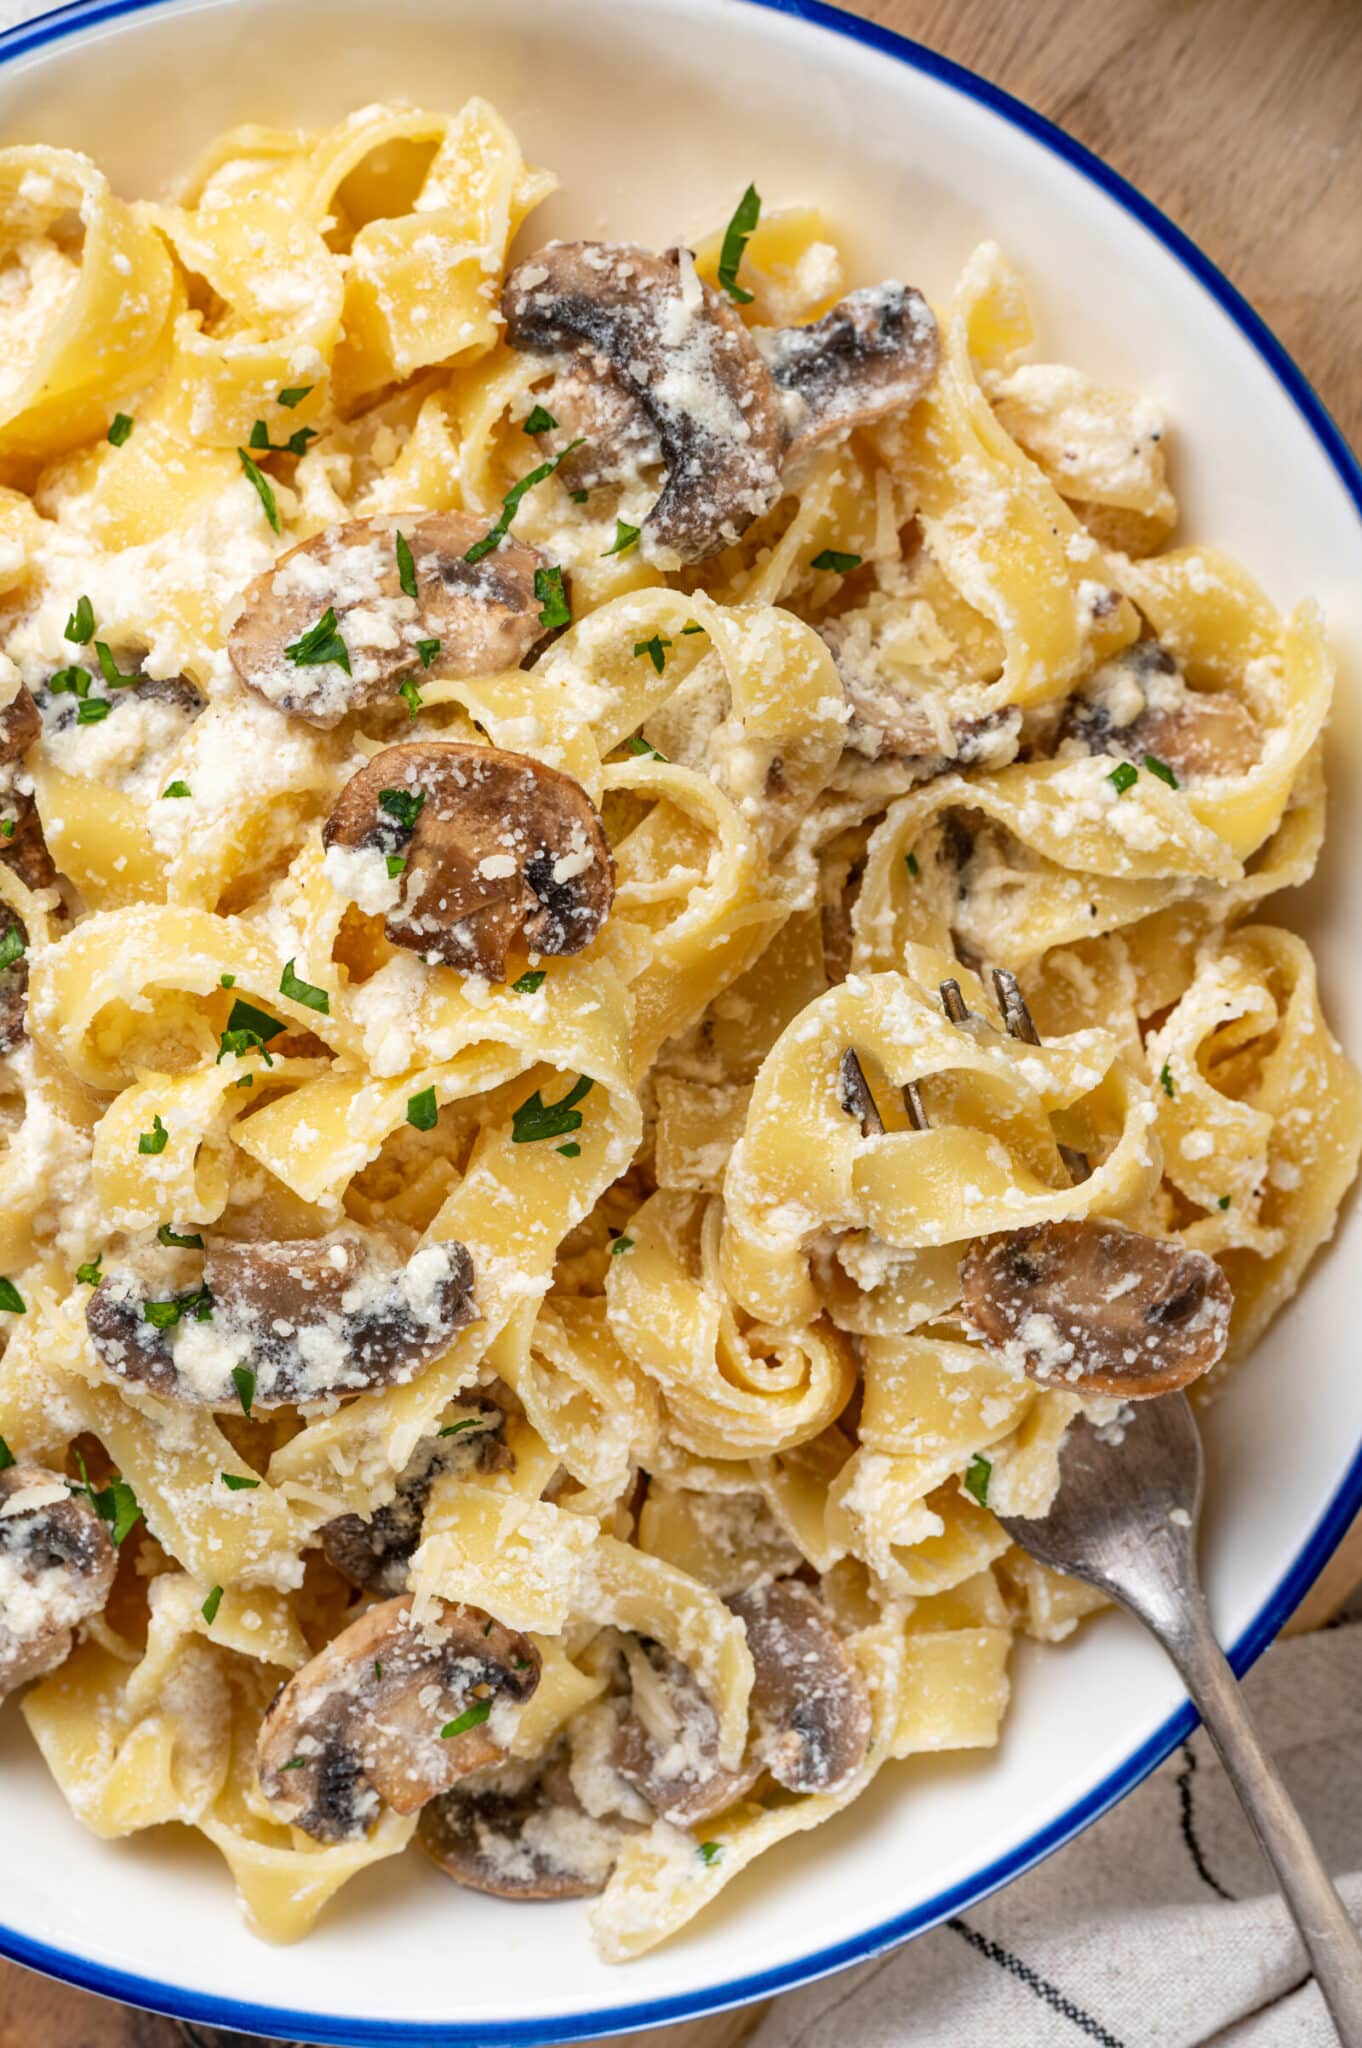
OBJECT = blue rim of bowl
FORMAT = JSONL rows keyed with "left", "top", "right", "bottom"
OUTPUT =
{"left": 1, "top": 0, "right": 1360, "bottom": 2038}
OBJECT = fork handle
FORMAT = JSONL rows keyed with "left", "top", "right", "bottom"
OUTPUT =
{"left": 1162, "top": 1597, "right": 1362, "bottom": 2044}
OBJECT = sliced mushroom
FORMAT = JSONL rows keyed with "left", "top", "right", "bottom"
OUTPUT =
{"left": 0, "top": 682, "right": 40, "bottom": 764}
{"left": 257, "top": 1595, "right": 541, "bottom": 1842}
{"left": 0, "top": 1463, "right": 116, "bottom": 1701}
{"left": 419, "top": 1748, "right": 621, "bottom": 1899}
{"left": 0, "top": 683, "right": 54, "bottom": 892}
{"left": 321, "top": 1396, "right": 511, "bottom": 1596}
{"left": 528, "top": 366, "right": 663, "bottom": 494}
{"left": 613, "top": 1640, "right": 760, "bottom": 1826}
{"left": 959, "top": 1218, "right": 1232, "bottom": 1397}
{"left": 228, "top": 513, "right": 547, "bottom": 728}
{"left": 727, "top": 1578, "right": 871, "bottom": 1794}
{"left": 503, "top": 242, "right": 786, "bottom": 564}
{"left": 1062, "top": 640, "right": 1260, "bottom": 782}
{"left": 758, "top": 282, "right": 940, "bottom": 462}
{"left": 0, "top": 906, "right": 27, "bottom": 1055}
{"left": 322, "top": 740, "right": 614, "bottom": 980}
{"left": 86, "top": 1232, "right": 476, "bottom": 1408}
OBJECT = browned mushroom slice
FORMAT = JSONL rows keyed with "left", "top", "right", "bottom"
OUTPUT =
{"left": 503, "top": 242, "right": 786, "bottom": 563}
{"left": 760, "top": 283, "right": 940, "bottom": 461}
{"left": 613, "top": 1641, "right": 760, "bottom": 1825}
{"left": 257, "top": 1595, "right": 540, "bottom": 1843}
{"left": 228, "top": 513, "right": 547, "bottom": 729}
{"left": 528, "top": 365, "right": 663, "bottom": 494}
{"left": 0, "top": 1463, "right": 116, "bottom": 1701}
{"left": 322, "top": 740, "right": 614, "bottom": 980}
{"left": 727, "top": 1578, "right": 871, "bottom": 1794}
{"left": 419, "top": 1750, "right": 621, "bottom": 1899}
{"left": 0, "top": 682, "right": 40, "bottom": 764}
{"left": 1062, "top": 640, "right": 1259, "bottom": 782}
{"left": 321, "top": 1396, "right": 510, "bottom": 1596}
{"left": 0, "top": 906, "right": 27, "bottom": 1055}
{"left": 86, "top": 1233, "right": 476, "bottom": 1407}
{"left": 0, "top": 683, "right": 54, "bottom": 892}
{"left": 960, "top": 1218, "right": 1232, "bottom": 1398}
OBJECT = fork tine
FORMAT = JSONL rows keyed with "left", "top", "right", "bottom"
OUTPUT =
{"left": 839, "top": 1049, "right": 885, "bottom": 1136}
{"left": 939, "top": 979, "right": 970, "bottom": 1024}
{"left": 992, "top": 967, "right": 1041, "bottom": 1046}
{"left": 902, "top": 1079, "right": 930, "bottom": 1131}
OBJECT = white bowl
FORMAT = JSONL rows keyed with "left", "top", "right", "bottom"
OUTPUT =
{"left": 1, "top": 1, "right": 1360, "bottom": 2040}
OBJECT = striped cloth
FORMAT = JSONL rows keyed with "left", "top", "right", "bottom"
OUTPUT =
{"left": 754, "top": 1601, "right": 1362, "bottom": 2048}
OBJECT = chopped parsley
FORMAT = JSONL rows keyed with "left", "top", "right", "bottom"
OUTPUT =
{"left": 681, "top": 621, "right": 706, "bottom": 635}
{"left": 904, "top": 851, "right": 920, "bottom": 879}
{"left": 1108, "top": 760, "right": 1139, "bottom": 795}
{"left": 49, "top": 665, "right": 91, "bottom": 697}
{"left": 625, "top": 734, "right": 665, "bottom": 760}
{"left": 1159, "top": 1063, "right": 1175, "bottom": 1098}
{"left": 138, "top": 1113, "right": 169, "bottom": 1156}
{"left": 385, "top": 854, "right": 406, "bottom": 877}
{"left": 463, "top": 439, "right": 584, "bottom": 565}
{"left": 417, "top": 638, "right": 441, "bottom": 668}
{"left": 0, "top": 819, "right": 12, "bottom": 837}
{"left": 226, "top": 995, "right": 286, "bottom": 1043}
{"left": 441, "top": 1699, "right": 492, "bottom": 1739}
{"left": 697, "top": 1839, "right": 725, "bottom": 1866}
{"left": 143, "top": 1287, "right": 213, "bottom": 1330}
{"left": 523, "top": 404, "right": 558, "bottom": 435}
{"left": 279, "top": 959, "right": 330, "bottom": 1015}
{"left": 248, "top": 419, "right": 316, "bottom": 458}
{"left": 1143, "top": 753, "right": 1178, "bottom": 789}
{"left": 602, "top": 518, "right": 640, "bottom": 558}
{"left": 217, "top": 1025, "right": 274, "bottom": 1067}
{"left": 0, "top": 1435, "right": 11, "bottom": 1469}
{"left": 379, "top": 787, "right": 425, "bottom": 831}
{"left": 157, "top": 1223, "right": 204, "bottom": 1249}
{"left": 964, "top": 1454, "right": 992, "bottom": 1507}
{"left": 237, "top": 446, "right": 281, "bottom": 532}
{"left": 76, "top": 698, "right": 110, "bottom": 726}
{"left": 279, "top": 1756, "right": 307, "bottom": 1771}
{"left": 438, "top": 1417, "right": 482, "bottom": 1439}
{"left": 716, "top": 181, "right": 761, "bottom": 303}
{"left": 107, "top": 412, "right": 134, "bottom": 446}
{"left": 512, "top": 1073, "right": 594, "bottom": 1143}
{"left": 1218, "top": 1194, "right": 1231, "bottom": 1211}
{"left": 232, "top": 1364, "right": 255, "bottom": 1417}
{"left": 535, "top": 564, "right": 571, "bottom": 631}
{"left": 512, "top": 970, "right": 546, "bottom": 994}
{"left": 609, "top": 1235, "right": 635, "bottom": 1257}
{"left": 397, "top": 677, "right": 423, "bottom": 718}
{"left": 277, "top": 385, "right": 313, "bottom": 409}
{"left": 811, "top": 548, "right": 862, "bottom": 575}
{"left": 72, "top": 1453, "right": 141, "bottom": 1546}
{"left": 201, "top": 1585, "right": 223, "bottom": 1624}
{"left": 634, "top": 633, "right": 671, "bottom": 675}
{"left": 556, "top": 1141, "right": 581, "bottom": 1158}
{"left": 406, "top": 1086, "right": 438, "bottom": 1132}
{"left": 161, "top": 780, "right": 191, "bottom": 799}
{"left": 395, "top": 529, "right": 418, "bottom": 600}
{"left": 221, "top": 1471, "right": 260, "bottom": 1491}
{"left": 0, "top": 922, "right": 24, "bottom": 972}
{"left": 65, "top": 594, "right": 95, "bottom": 644}
{"left": 285, "top": 606, "right": 350, "bottom": 672}
{"left": 94, "top": 643, "right": 139, "bottom": 689}
{"left": 75, "top": 1253, "right": 103, "bottom": 1287}
{"left": 571, "top": 489, "right": 589, "bottom": 504}
{"left": 220, "top": 974, "right": 236, "bottom": 989}
{"left": 0, "top": 1277, "right": 25, "bottom": 1314}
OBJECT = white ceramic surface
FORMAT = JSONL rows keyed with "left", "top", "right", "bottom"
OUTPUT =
{"left": 0, "top": 1, "right": 1360, "bottom": 2040}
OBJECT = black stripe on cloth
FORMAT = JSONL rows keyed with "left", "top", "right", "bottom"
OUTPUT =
{"left": 1176, "top": 1741, "right": 1235, "bottom": 1901}
{"left": 947, "top": 1916, "right": 1126, "bottom": 2048}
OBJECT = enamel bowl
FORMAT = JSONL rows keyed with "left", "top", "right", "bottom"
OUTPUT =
{"left": 0, "top": 1, "right": 1359, "bottom": 2040}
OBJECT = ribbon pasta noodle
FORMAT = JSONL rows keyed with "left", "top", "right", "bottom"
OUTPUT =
{"left": 0, "top": 96, "right": 1353, "bottom": 1965}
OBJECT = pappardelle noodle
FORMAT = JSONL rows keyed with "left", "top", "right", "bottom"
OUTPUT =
{"left": 0, "top": 99, "right": 1355, "bottom": 1960}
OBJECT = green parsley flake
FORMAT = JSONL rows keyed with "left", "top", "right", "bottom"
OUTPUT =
{"left": 634, "top": 633, "right": 671, "bottom": 675}
{"left": 681, "top": 621, "right": 706, "bottom": 635}
{"left": 232, "top": 1365, "right": 255, "bottom": 1418}
{"left": 602, "top": 518, "right": 640, "bottom": 558}
{"left": 65, "top": 594, "right": 95, "bottom": 644}
{"left": 217, "top": 1026, "right": 274, "bottom": 1068}
{"left": 220, "top": 974, "right": 236, "bottom": 989}
{"left": 227, "top": 995, "right": 286, "bottom": 1043}
{"left": 0, "top": 1436, "right": 11, "bottom": 1469}
{"left": 417, "top": 638, "right": 441, "bottom": 668}
{"left": 76, "top": 698, "right": 110, "bottom": 726}
{"left": 49, "top": 665, "right": 90, "bottom": 698}
{"left": 279, "top": 1756, "right": 307, "bottom": 1771}
{"left": 407, "top": 1086, "right": 438, "bottom": 1132}
{"left": 280, "top": 959, "right": 330, "bottom": 1015}
{"left": 0, "top": 1277, "right": 25, "bottom": 1314}
{"left": 513, "top": 970, "right": 546, "bottom": 994}
{"left": 964, "top": 1454, "right": 991, "bottom": 1507}
{"left": 535, "top": 564, "right": 571, "bottom": 631}
{"left": 379, "top": 787, "right": 425, "bottom": 831}
{"left": 0, "top": 922, "right": 24, "bottom": 972}
{"left": 397, "top": 677, "right": 423, "bottom": 718}
{"left": 438, "top": 1418, "right": 482, "bottom": 1439}
{"left": 1160, "top": 1063, "right": 1175, "bottom": 1098}
{"left": 248, "top": 419, "right": 316, "bottom": 458}
{"left": 285, "top": 606, "right": 350, "bottom": 672}
{"left": 395, "top": 530, "right": 418, "bottom": 600}
{"left": 161, "top": 780, "right": 191, "bottom": 799}
{"left": 1143, "top": 753, "right": 1178, "bottom": 789}
{"left": 107, "top": 412, "right": 134, "bottom": 446}
{"left": 1218, "top": 1194, "right": 1231, "bottom": 1211}
{"left": 697, "top": 1840, "right": 725, "bottom": 1867}
{"left": 75, "top": 1253, "right": 103, "bottom": 1287}
{"left": 94, "top": 644, "right": 137, "bottom": 689}
{"left": 464, "top": 440, "right": 585, "bottom": 565}
{"left": 72, "top": 1454, "right": 141, "bottom": 1547}
{"left": 523, "top": 404, "right": 558, "bottom": 435}
{"left": 441, "top": 1699, "right": 492, "bottom": 1739}
{"left": 571, "top": 489, "right": 589, "bottom": 504}
{"left": 202, "top": 1585, "right": 223, "bottom": 1624}
{"left": 138, "top": 1113, "right": 169, "bottom": 1156}
{"left": 221, "top": 1471, "right": 260, "bottom": 1491}
{"left": 716, "top": 182, "right": 761, "bottom": 303}
{"left": 625, "top": 734, "right": 665, "bottom": 760}
{"left": 905, "top": 851, "right": 920, "bottom": 879}
{"left": 811, "top": 548, "right": 862, "bottom": 574}
{"left": 277, "top": 385, "right": 313, "bottom": 409}
{"left": 609, "top": 1236, "right": 635, "bottom": 1257}
{"left": 385, "top": 854, "right": 406, "bottom": 878}
{"left": 512, "top": 1074, "right": 594, "bottom": 1144}
{"left": 142, "top": 1292, "right": 209, "bottom": 1330}
{"left": 157, "top": 1223, "right": 204, "bottom": 1249}
{"left": 556, "top": 1141, "right": 582, "bottom": 1158}
{"left": 237, "top": 447, "right": 281, "bottom": 533}
{"left": 1108, "top": 760, "right": 1139, "bottom": 795}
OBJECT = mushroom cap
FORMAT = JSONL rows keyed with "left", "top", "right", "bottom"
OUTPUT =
{"left": 613, "top": 1640, "right": 760, "bottom": 1826}
{"left": 0, "top": 905, "right": 27, "bottom": 1056}
{"left": 727, "top": 1577, "right": 871, "bottom": 1794}
{"left": 0, "top": 797, "right": 55, "bottom": 893}
{"left": 760, "top": 282, "right": 941, "bottom": 461}
{"left": 85, "top": 1233, "right": 477, "bottom": 1408}
{"left": 228, "top": 513, "right": 547, "bottom": 729}
{"left": 503, "top": 242, "right": 786, "bottom": 564}
{"left": 0, "top": 682, "right": 40, "bottom": 765}
{"left": 529, "top": 365, "right": 663, "bottom": 493}
{"left": 322, "top": 740, "right": 615, "bottom": 980}
{"left": 419, "top": 1751, "right": 620, "bottom": 1900}
{"left": 321, "top": 1396, "right": 511, "bottom": 1596}
{"left": 1063, "top": 640, "right": 1260, "bottom": 782}
{"left": 959, "top": 1218, "right": 1233, "bottom": 1397}
{"left": 0, "top": 1463, "right": 116, "bottom": 1701}
{"left": 256, "top": 1595, "right": 541, "bottom": 1843}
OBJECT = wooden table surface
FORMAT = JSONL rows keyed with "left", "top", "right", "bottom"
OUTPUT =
{"left": 6, "top": 0, "right": 1361, "bottom": 2042}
